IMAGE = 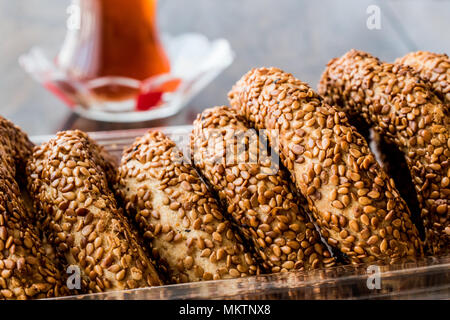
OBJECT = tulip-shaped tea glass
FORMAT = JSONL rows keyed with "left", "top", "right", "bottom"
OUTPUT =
{"left": 20, "top": 0, "right": 234, "bottom": 122}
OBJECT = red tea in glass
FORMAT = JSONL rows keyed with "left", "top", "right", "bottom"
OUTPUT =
{"left": 58, "top": 0, "right": 171, "bottom": 103}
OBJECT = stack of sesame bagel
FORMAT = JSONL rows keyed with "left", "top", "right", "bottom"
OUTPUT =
{"left": 0, "top": 50, "right": 448, "bottom": 299}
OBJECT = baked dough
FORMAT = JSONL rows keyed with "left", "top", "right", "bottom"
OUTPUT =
{"left": 117, "top": 130, "right": 261, "bottom": 283}
{"left": 396, "top": 51, "right": 450, "bottom": 105}
{"left": 191, "top": 106, "right": 336, "bottom": 272}
{"left": 230, "top": 67, "right": 422, "bottom": 264}
{"left": 27, "top": 130, "right": 162, "bottom": 293}
{"left": 0, "top": 117, "right": 67, "bottom": 299}
{"left": 319, "top": 49, "right": 449, "bottom": 254}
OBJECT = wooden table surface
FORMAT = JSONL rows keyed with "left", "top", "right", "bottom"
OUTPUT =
{"left": 1, "top": 0, "right": 450, "bottom": 136}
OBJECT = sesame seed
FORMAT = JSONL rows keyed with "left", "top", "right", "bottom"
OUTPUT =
{"left": 117, "top": 130, "right": 260, "bottom": 283}
{"left": 192, "top": 106, "right": 335, "bottom": 271}
{"left": 0, "top": 117, "right": 69, "bottom": 299}
{"left": 318, "top": 50, "right": 441, "bottom": 256}
{"left": 27, "top": 130, "right": 162, "bottom": 293}
{"left": 230, "top": 66, "right": 423, "bottom": 264}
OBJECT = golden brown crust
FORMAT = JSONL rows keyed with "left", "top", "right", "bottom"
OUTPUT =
{"left": 117, "top": 131, "right": 261, "bottom": 283}
{"left": 371, "top": 131, "right": 424, "bottom": 236}
{"left": 229, "top": 67, "right": 422, "bottom": 264}
{"left": 191, "top": 106, "right": 336, "bottom": 272}
{"left": 0, "top": 169, "right": 69, "bottom": 300}
{"left": 0, "top": 117, "right": 34, "bottom": 177}
{"left": 0, "top": 117, "right": 67, "bottom": 300}
{"left": 26, "top": 130, "right": 162, "bottom": 293}
{"left": 21, "top": 187, "right": 64, "bottom": 268}
{"left": 396, "top": 51, "right": 450, "bottom": 105}
{"left": 318, "top": 49, "right": 449, "bottom": 254}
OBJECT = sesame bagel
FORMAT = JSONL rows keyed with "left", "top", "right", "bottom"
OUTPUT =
{"left": 229, "top": 67, "right": 422, "bottom": 264}
{"left": 373, "top": 52, "right": 450, "bottom": 209}
{"left": 396, "top": 51, "right": 450, "bottom": 105}
{"left": 26, "top": 130, "right": 162, "bottom": 293}
{"left": 0, "top": 118, "right": 67, "bottom": 300}
{"left": 0, "top": 170, "right": 68, "bottom": 299}
{"left": 117, "top": 131, "right": 260, "bottom": 283}
{"left": 377, "top": 51, "right": 450, "bottom": 239}
{"left": 191, "top": 106, "right": 336, "bottom": 272}
{"left": 318, "top": 49, "right": 449, "bottom": 254}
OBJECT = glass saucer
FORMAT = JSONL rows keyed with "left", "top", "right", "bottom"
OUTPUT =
{"left": 19, "top": 33, "right": 234, "bottom": 122}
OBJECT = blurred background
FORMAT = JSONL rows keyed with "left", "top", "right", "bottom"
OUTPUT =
{"left": 1, "top": 0, "right": 449, "bottom": 135}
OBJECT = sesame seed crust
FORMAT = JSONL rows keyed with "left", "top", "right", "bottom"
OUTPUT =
{"left": 318, "top": 49, "right": 449, "bottom": 255}
{"left": 117, "top": 131, "right": 261, "bottom": 284}
{"left": 396, "top": 51, "right": 450, "bottom": 105}
{"left": 376, "top": 51, "right": 450, "bottom": 240}
{"left": 26, "top": 130, "right": 162, "bottom": 293}
{"left": 0, "top": 117, "right": 34, "bottom": 178}
{"left": 0, "top": 117, "right": 68, "bottom": 300}
{"left": 0, "top": 171, "right": 68, "bottom": 300}
{"left": 371, "top": 131, "right": 422, "bottom": 234}
{"left": 229, "top": 67, "right": 422, "bottom": 264}
{"left": 191, "top": 106, "right": 336, "bottom": 272}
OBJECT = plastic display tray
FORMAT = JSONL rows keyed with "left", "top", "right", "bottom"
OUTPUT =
{"left": 31, "top": 126, "right": 450, "bottom": 300}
